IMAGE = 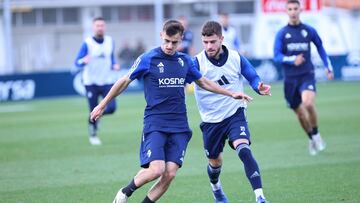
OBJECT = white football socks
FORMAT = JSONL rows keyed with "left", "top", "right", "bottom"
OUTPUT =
{"left": 254, "top": 188, "right": 265, "bottom": 199}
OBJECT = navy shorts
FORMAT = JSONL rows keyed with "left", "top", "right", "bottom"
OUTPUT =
{"left": 140, "top": 131, "right": 192, "bottom": 168}
{"left": 284, "top": 72, "right": 316, "bottom": 109}
{"left": 85, "top": 84, "right": 116, "bottom": 114}
{"left": 200, "top": 107, "right": 251, "bottom": 159}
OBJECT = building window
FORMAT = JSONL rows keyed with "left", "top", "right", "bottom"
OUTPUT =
{"left": 191, "top": 3, "right": 211, "bottom": 17}
{"left": 62, "top": 8, "right": 79, "bottom": 24}
{"left": 101, "top": 7, "right": 112, "bottom": 22}
{"left": 218, "top": 1, "right": 254, "bottom": 14}
{"left": 118, "top": 6, "right": 132, "bottom": 21}
{"left": 42, "top": 8, "right": 57, "bottom": 25}
{"left": 11, "top": 12, "right": 18, "bottom": 26}
{"left": 137, "top": 5, "right": 154, "bottom": 21}
{"left": 22, "top": 9, "right": 37, "bottom": 25}
{"left": 163, "top": 4, "right": 173, "bottom": 19}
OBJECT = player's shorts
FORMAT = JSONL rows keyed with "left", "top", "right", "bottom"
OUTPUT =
{"left": 284, "top": 72, "right": 316, "bottom": 110}
{"left": 85, "top": 84, "right": 116, "bottom": 113}
{"left": 200, "top": 107, "right": 251, "bottom": 159}
{"left": 140, "top": 131, "right": 192, "bottom": 168}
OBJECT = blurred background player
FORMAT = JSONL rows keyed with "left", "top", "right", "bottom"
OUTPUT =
{"left": 74, "top": 17, "right": 120, "bottom": 145}
{"left": 193, "top": 20, "right": 270, "bottom": 203}
{"left": 90, "top": 19, "right": 251, "bottom": 203}
{"left": 273, "top": 0, "right": 334, "bottom": 155}
{"left": 177, "top": 15, "right": 195, "bottom": 56}
{"left": 218, "top": 13, "right": 241, "bottom": 53}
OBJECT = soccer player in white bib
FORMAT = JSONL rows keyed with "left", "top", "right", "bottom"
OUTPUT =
{"left": 193, "top": 21, "right": 271, "bottom": 203}
{"left": 90, "top": 20, "right": 251, "bottom": 203}
{"left": 75, "top": 17, "right": 120, "bottom": 146}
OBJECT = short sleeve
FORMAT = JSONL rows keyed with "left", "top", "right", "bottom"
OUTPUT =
{"left": 185, "top": 57, "right": 202, "bottom": 84}
{"left": 127, "top": 55, "right": 150, "bottom": 80}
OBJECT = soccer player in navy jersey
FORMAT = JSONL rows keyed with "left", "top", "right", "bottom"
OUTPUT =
{"left": 90, "top": 19, "right": 251, "bottom": 203}
{"left": 193, "top": 21, "right": 271, "bottom": 203}
{"left": 273, "top": 0, "right": 334, "bottom": 155}
{"left": 74, "top": 17, "right": 120, "bottom": 146}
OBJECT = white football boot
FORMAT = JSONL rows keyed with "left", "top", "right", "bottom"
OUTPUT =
{"left": 313, "top": 133, "right": 326, "bottom": 151}
{"left": 113, "top": 188, "right": 128, "bottom": 203}
{"left": 308, "top": 139, "right": 317, "bottom": 156}
{"left": 89, "top": 136, "right": 102, "bottom": 146}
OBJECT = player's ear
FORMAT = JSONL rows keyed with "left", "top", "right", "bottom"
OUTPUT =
{"left": 160, "top": 31, "right": 164, "bottom": 39}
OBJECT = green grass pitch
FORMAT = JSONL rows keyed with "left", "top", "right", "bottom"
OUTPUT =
{"left": 0, "top": 81, "right": 359, "bottom": 203}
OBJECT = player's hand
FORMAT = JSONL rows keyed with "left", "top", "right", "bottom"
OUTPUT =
{"left": 90, "top": 105, "right": 105, "bottom": 122}
{"left": 258, "top": 82, "right": 271, "bottom": 96}
{"left": 112, "top": 64, "right": 120, "bottom": 71}
{"left": 294, "top": 54, "right": 305, "bottom": 66}
{"left": 326, "top": 69, "right": 334, "bottom": 80}
{"left": 232, "top": 92, "right": 253, "bottom": 102}
{"left": 83, "top": 55, "right": 90, "bottom": 64}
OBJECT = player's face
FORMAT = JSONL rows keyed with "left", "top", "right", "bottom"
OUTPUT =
{"left": 286, "top": 3, "right": 301, "bottom": 25}
{"left": 93, "top": 20, "right": 105, "bottom": 38}
{"left": 201, "top": 34, "right": 223, "bottom": 58}
{"left": 160, "top": 32, "right": 182, "bottom": 55}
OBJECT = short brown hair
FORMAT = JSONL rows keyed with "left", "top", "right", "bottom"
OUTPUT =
{"left": 163, "top": 20, "right": 184, "bottom": 36}
{"left": 93, "top": 17, "right": 105, "bottom": 22}
{"left": 287, "top": 0, "right": 300, "bottom": 5}
{"left": 201, "top": 21, "right": 222, "bottom": 37}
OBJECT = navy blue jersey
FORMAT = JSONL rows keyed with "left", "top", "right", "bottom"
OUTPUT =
{"left": 273, "top": 23, "right": 332, "bottom": 77}
{"left": 128, "top": 47, "right": 202, "bottom": 133}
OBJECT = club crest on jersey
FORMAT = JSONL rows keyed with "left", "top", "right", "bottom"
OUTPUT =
{"left": 178, "top": 57, "right": 184, "bottom": 67}
{"left": 301, "top": 29, "right": 308, "bottom": 38}
{"left": 157, "top": 62, "right": 164, "bottom": 73}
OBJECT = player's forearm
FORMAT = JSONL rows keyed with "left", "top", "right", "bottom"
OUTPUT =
{"left": 75, "top": 43, "right": 88, "bottom": 67}
{"left": 240, "top": 55, "right": 261, "bottom": 93}
{"left": 75, "top": 57, "right": 87, "bottom": 67}
{"left": 99, "top": 76, "right": 130, "bottom": 107}
{"left": 196, "top": 77, "right": 232, "bottom": 97}
{"left": 274, "top": 53, "right": 296, "bottom": 65}
{"left": 317, "top": 47, "right": 333, "bottom": 72}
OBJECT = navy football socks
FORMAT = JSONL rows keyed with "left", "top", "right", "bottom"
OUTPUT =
{"left": 122, "top": 179, "right": 138, "bottom": 197}
{"left": 142, "top": 196, "right": 155, "bottom": 203}
{"left": 207, "top": 164, "right": 222, "bottom": 184}
{"left": 312, "top": 126, "right": 318, "bottom": 135}
{"left": 236, "top": 144, "right": 262, "bottom": 190}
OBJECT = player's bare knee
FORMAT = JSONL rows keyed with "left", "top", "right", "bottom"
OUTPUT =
{"left": 209, "top": 157, "right": 222, "bottom": 167}
{"left": 163, "top": 170, "right": 177, "bottom": 181}
{"left": 149, "top": 165, "right": 165, "bottom": 178}
{"left": 233, "top": 139, "right": 249, "bottom": 149}
{"left": 302, "top": 100, "right": 314, "bottom": 110}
